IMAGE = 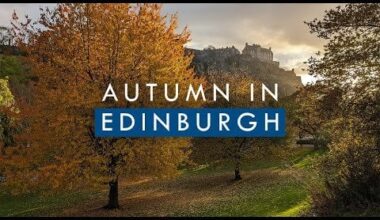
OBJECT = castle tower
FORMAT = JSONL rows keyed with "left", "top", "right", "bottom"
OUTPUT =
{"left": 242, "top": 43, "right": 273, "bottom": 63}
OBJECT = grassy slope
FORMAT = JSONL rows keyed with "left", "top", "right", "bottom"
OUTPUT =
{"left": 0, "top": 147, "right": 321, "bottom": 217}
{"left": 173, "top": 147, "right": 322, "bottom": 217}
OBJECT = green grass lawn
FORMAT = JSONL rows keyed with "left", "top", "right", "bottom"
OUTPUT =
{"left": 0, "top": 190, "right": 102, "bottom": 217}
{"left": 172, "top": 147, "right": 318, "bottom": 217}
{"left": 0, "top": 147, "right": 320, "bottom": 217}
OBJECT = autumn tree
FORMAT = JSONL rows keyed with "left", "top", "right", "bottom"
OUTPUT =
{"left": 0, "top": 50, "right": 33, "bottom": 160}
{"left": 306, "top": 3, "right": 380, "bottom": 146}
{"left": 304, "top": 3, "right": 380, "bottom": 214}
{"left": 9, "top": 3, "right": 204, "bottom": 209}
{"left": 291, "top": 84, "right": 344, "bottom": 149}
{"left": 0, "top": 78, "right": 15, "bottom": 155}
{"left": 191, "top": 72, "right": 288, "bottom": 181}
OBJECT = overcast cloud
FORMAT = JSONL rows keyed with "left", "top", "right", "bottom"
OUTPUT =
{"left": 0, "top": 3, "right": 340, "bottom": 84}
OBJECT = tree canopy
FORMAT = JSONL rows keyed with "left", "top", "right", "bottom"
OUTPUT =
{"left": 7, "top": 3, "right": 204, "bottom": 209}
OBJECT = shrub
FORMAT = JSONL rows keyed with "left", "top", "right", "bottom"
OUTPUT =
{"left": 311, "top": 131, "right": 380, "bottom": 215}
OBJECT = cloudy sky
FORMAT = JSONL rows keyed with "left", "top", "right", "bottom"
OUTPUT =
{"left": 0, "top": 3, "right": 340, "bottom": 84}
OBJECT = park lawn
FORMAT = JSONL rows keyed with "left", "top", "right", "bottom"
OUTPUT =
{"left": 0, "top": 147, "right": 319, "bottom": 217}
{"left": 0, "top": 190, "right": 102, "bottom": 217}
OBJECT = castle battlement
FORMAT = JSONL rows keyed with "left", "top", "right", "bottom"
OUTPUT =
{"left": 242, "top": 43, "right": 274, "bottom": 63}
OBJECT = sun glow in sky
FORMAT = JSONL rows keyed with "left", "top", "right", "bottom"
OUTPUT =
{"left": 0, "top": 3, "right": 339, "bottom": 84}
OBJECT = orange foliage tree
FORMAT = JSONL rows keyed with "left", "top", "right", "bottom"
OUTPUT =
{"left": 191, "top": 72, "right": 271, "bottom": 181}
{"left": 8, "top": 3, "right": 204, "bottom": 209}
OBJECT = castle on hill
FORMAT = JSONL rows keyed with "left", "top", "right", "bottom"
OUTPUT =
{"left": 195, "top": 43, "right": 281, "bottom": 68}
{"left": 186, "top": 43, "right": 303, "bottom": 96}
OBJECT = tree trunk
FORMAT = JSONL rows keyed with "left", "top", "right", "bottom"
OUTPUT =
{"left": 313, "top": 136, "right": 320, "bottom": 150}
{"left": 234, "top": 161, "right": 242, "bottom": 181}
{"left": 0, "top": 144, "right": 5, "bottom": 156}
{"left": 105, "top": 177, "right": 119, "bottom": 209}
{"left": 233, "top": 138, "right": 246, "bottom": 181}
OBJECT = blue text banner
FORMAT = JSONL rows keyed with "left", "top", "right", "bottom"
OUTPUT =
{"left": 94, "top": 108, "right": 286, "bottom": 138}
